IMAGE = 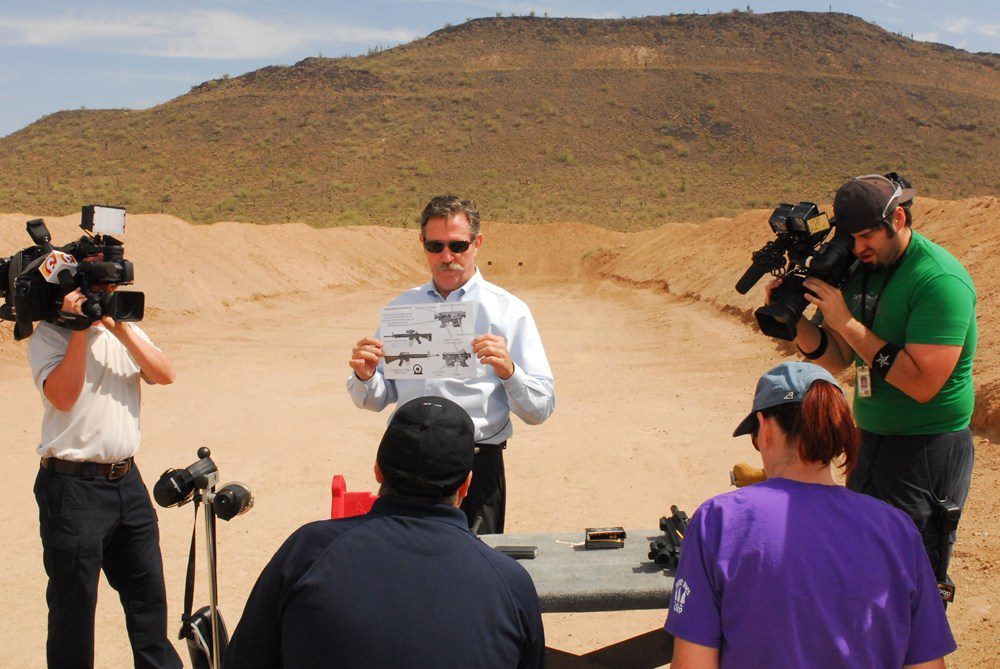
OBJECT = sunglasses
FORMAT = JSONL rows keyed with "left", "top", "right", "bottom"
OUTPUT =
{"left": 853, "top": 173, "right": 903, "bottom": 223}
{"left": 422, "top": 239, "right": 472, "bottom": 254}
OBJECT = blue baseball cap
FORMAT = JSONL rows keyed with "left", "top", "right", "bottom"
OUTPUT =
{"left": 733, "top": 362, "right": 842, "bottom": 437}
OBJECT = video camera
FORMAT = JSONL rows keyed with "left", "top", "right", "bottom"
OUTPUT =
{"left": 735, "top": 202, "right": 856, "bottom": 340}
{"left": 0, "top": 205, "right": 144, "bottom": 340}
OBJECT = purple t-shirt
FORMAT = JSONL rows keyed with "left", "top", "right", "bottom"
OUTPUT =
{"left": 664, "top": 478, "right": 955, "bottom": 667}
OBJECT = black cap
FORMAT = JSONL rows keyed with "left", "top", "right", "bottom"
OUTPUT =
{"left": 376, "top": 396, "right": 475, "bottom": 498}
{"left": 833, "top": 175, "right": 916, "bottom": 234}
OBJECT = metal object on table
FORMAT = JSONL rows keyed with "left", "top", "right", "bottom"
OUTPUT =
{"left": 585, "top": 527, "right": 627, "bottom": 550}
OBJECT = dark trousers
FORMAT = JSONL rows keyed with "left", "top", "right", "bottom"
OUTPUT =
{"left": 847, "top": 428, "right": 974, "bottom": 581}
{"left": 461, "top": 442, "right": 506, "bottom": 535}
{"left": 33, "top": 463, "right": 182, "bottom": 669}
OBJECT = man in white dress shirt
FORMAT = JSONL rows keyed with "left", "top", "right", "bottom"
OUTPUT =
{"left": 348, "top": 195, "right": 555, "bottom": 534}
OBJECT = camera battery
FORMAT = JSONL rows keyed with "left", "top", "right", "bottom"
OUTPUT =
{"left": 584, "top": 527, "right": 626, "bottom": 550}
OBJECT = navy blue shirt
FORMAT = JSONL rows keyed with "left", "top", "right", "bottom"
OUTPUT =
{"left": 224, "top": 497, "right": 544, "bottom": 668}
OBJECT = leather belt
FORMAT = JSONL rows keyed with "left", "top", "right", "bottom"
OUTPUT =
{"left": 41, "top": 456, "right": 134, "bottom": 480}
{"left": 474, "top": 441, "right": 507, "bottom": 453}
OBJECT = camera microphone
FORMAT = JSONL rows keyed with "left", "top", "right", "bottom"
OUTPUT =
{"left": 735, "top": 264, "right": 769, "bottom": 295}
{"left": 38, "top": 251, "right": 79, "bottom": 291}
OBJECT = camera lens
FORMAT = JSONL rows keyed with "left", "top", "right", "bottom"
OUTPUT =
{"left": 153, "top": 468, "right": 196, "bottom": 508}
{"left": 213, "top": 483, "right": 254, "bottom": 521}
{"left": 755, "top": 280, "right": 809, "bottom": 341}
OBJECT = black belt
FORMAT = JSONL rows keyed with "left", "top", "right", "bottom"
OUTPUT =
{"left": 474, "top": 441, "right": 506, "bottom": 453}
{"left": 41, "top": 456, "right": 134, "bottom": 480}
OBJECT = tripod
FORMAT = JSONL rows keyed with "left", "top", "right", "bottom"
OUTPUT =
{"left": 180, "top": 448, "right": 230, "bottom": 669}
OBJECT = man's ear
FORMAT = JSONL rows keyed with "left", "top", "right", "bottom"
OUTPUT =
{"left": 456, "top": 472, "right": 473, "bottom": 500}
{"left": 374, "top": 462, "right": 384, "bottom": 484}
{"left": 892, "top": 205, "right": 907, "bottom": 231}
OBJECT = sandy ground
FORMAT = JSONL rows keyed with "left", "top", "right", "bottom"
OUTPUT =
{"left": 0, "top": 202, "right": 996, "bottom": 666}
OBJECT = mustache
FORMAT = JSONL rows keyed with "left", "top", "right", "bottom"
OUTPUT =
{"left": 439, "top": 262, "right": 464, "bottom": 270}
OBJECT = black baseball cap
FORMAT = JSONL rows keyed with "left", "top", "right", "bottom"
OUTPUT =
{"left": 376, "top": 396, "right": 475, "bottom": 497}
{"left": 833, "top": 174, "right": 916, "bottom": 234}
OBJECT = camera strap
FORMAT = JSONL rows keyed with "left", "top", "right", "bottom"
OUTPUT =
{"left": 180, "top": 496, "right": 219, "bottom": 637}
{"left": 859, "top": 262, "right": 902, "bottom": 330}
{"left": 180, "top": 501, "right": 200, "bottom": 640}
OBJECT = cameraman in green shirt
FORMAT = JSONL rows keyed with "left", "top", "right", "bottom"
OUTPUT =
{"left": 769, "top": 173, "right": 976, "bottom": 598}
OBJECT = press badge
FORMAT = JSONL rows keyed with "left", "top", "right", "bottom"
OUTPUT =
{"left": 857, "top": 365, "right": 872, "bottom": 398}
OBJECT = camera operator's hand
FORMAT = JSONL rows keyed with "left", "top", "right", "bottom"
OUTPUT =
{"left": 60, "top": 288, "right": 88, "bottom": 316}
{"left": 802, "top": 277, "right": 854, "bottom": 333}
{"left": 350, "top": 337, "right": 384, "bottom": 381}
{"left": 101, "top": 314, "right": 124, "bottom": 331}
{"left": 763, "top": 278, "right": 783, "bottom": 304}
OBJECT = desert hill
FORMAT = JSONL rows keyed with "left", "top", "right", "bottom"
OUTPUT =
{"left": 0, "top": 12, "right": 997, "bottom": 228}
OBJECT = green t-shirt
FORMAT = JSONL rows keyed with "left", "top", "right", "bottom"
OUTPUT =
{"left": 841, "top": 231, "right": 976, "bottom": 435}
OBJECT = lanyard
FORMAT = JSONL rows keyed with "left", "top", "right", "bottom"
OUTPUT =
{"left": 859, "top": 261, "right": 902, "bottom": 329}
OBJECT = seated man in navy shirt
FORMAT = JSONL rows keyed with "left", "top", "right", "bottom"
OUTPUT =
{"left": 224, "top": 396, "right": 544, "bottom": 668}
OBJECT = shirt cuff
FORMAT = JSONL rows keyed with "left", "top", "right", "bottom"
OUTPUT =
{"left": 499, "top": 362, "right": 525, "bottom": 388}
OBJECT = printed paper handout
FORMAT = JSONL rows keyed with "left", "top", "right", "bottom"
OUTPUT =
{"left": 381, "top": 303, "right": 476, "bottom": 379}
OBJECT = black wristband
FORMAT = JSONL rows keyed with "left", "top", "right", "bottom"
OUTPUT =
{"left": 798, "top": 328, "right": 829, "bottom": 360}
{"left": 871, "top": 342, "right": 902, "bottom": 378}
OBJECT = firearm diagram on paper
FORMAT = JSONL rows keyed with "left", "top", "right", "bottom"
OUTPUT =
{"left": 381, "top": 303, "right": 476, "bottom": 379}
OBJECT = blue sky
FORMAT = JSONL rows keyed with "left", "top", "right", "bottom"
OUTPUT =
{"left": 0, "top": 1, "right": 996, "bottom": 138}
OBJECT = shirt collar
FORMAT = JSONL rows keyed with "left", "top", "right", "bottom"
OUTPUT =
{"left": 369, "top": 495, "right": 471, "bottom": 531}
{"left": 423, "top": 267, "right": 482, "bottom": 301}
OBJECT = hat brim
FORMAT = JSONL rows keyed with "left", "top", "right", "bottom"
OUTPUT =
{"left": 733, "top": 411, "right": 757, "bottom": 437}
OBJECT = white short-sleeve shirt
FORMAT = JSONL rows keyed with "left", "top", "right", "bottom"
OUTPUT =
{"left": 28, "top": 321, "right": 154, "bottom": 463}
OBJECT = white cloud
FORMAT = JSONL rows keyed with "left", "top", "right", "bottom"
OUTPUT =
{"left": 911, "top": 31, "right": 941, "bottom": 44}
{"left": 941, "top": 17, "right": 1000, "bottom": 38}
{"left": 0, "top": 10, "right": 416, "bottom": 59}
{"left": 942, "top": 17, "right": 974, "bottom": 33}
{"left": 89, "top": 69, "right": 204, "bottom": 84}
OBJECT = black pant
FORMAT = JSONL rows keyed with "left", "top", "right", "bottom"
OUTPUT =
{"left": 847, "top": 428, "right": 974, "bottom": 581}
{"left": 34, "top": 463, "right": 182, "bottom": 669}
{"left": 461, "top": 443, "right": 506, "bottom": 535}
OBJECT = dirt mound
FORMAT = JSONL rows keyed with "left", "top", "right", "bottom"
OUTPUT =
{"left": 2, "top": 195, "right": 996, "bottom": 428}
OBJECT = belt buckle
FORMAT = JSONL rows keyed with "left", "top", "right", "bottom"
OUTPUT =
{"left": 107, "top": 460, "right": 129, "bottom": 480}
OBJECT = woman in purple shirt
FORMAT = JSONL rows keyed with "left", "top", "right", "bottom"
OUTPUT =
{"left": 666, "top": 362, "right": 955, "bottom": 669}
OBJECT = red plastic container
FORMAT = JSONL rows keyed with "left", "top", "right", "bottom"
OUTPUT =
{"left": 330, "top": 475, "right": 378, "bottom": 519}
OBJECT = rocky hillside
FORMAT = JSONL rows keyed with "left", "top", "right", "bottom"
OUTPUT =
{"left": 0, "top": 12, "right": 996, "bottom": 228}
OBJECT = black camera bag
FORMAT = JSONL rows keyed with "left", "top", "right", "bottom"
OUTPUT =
{"left": 182, "top": 605, "right": 229, "bottom": 669}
